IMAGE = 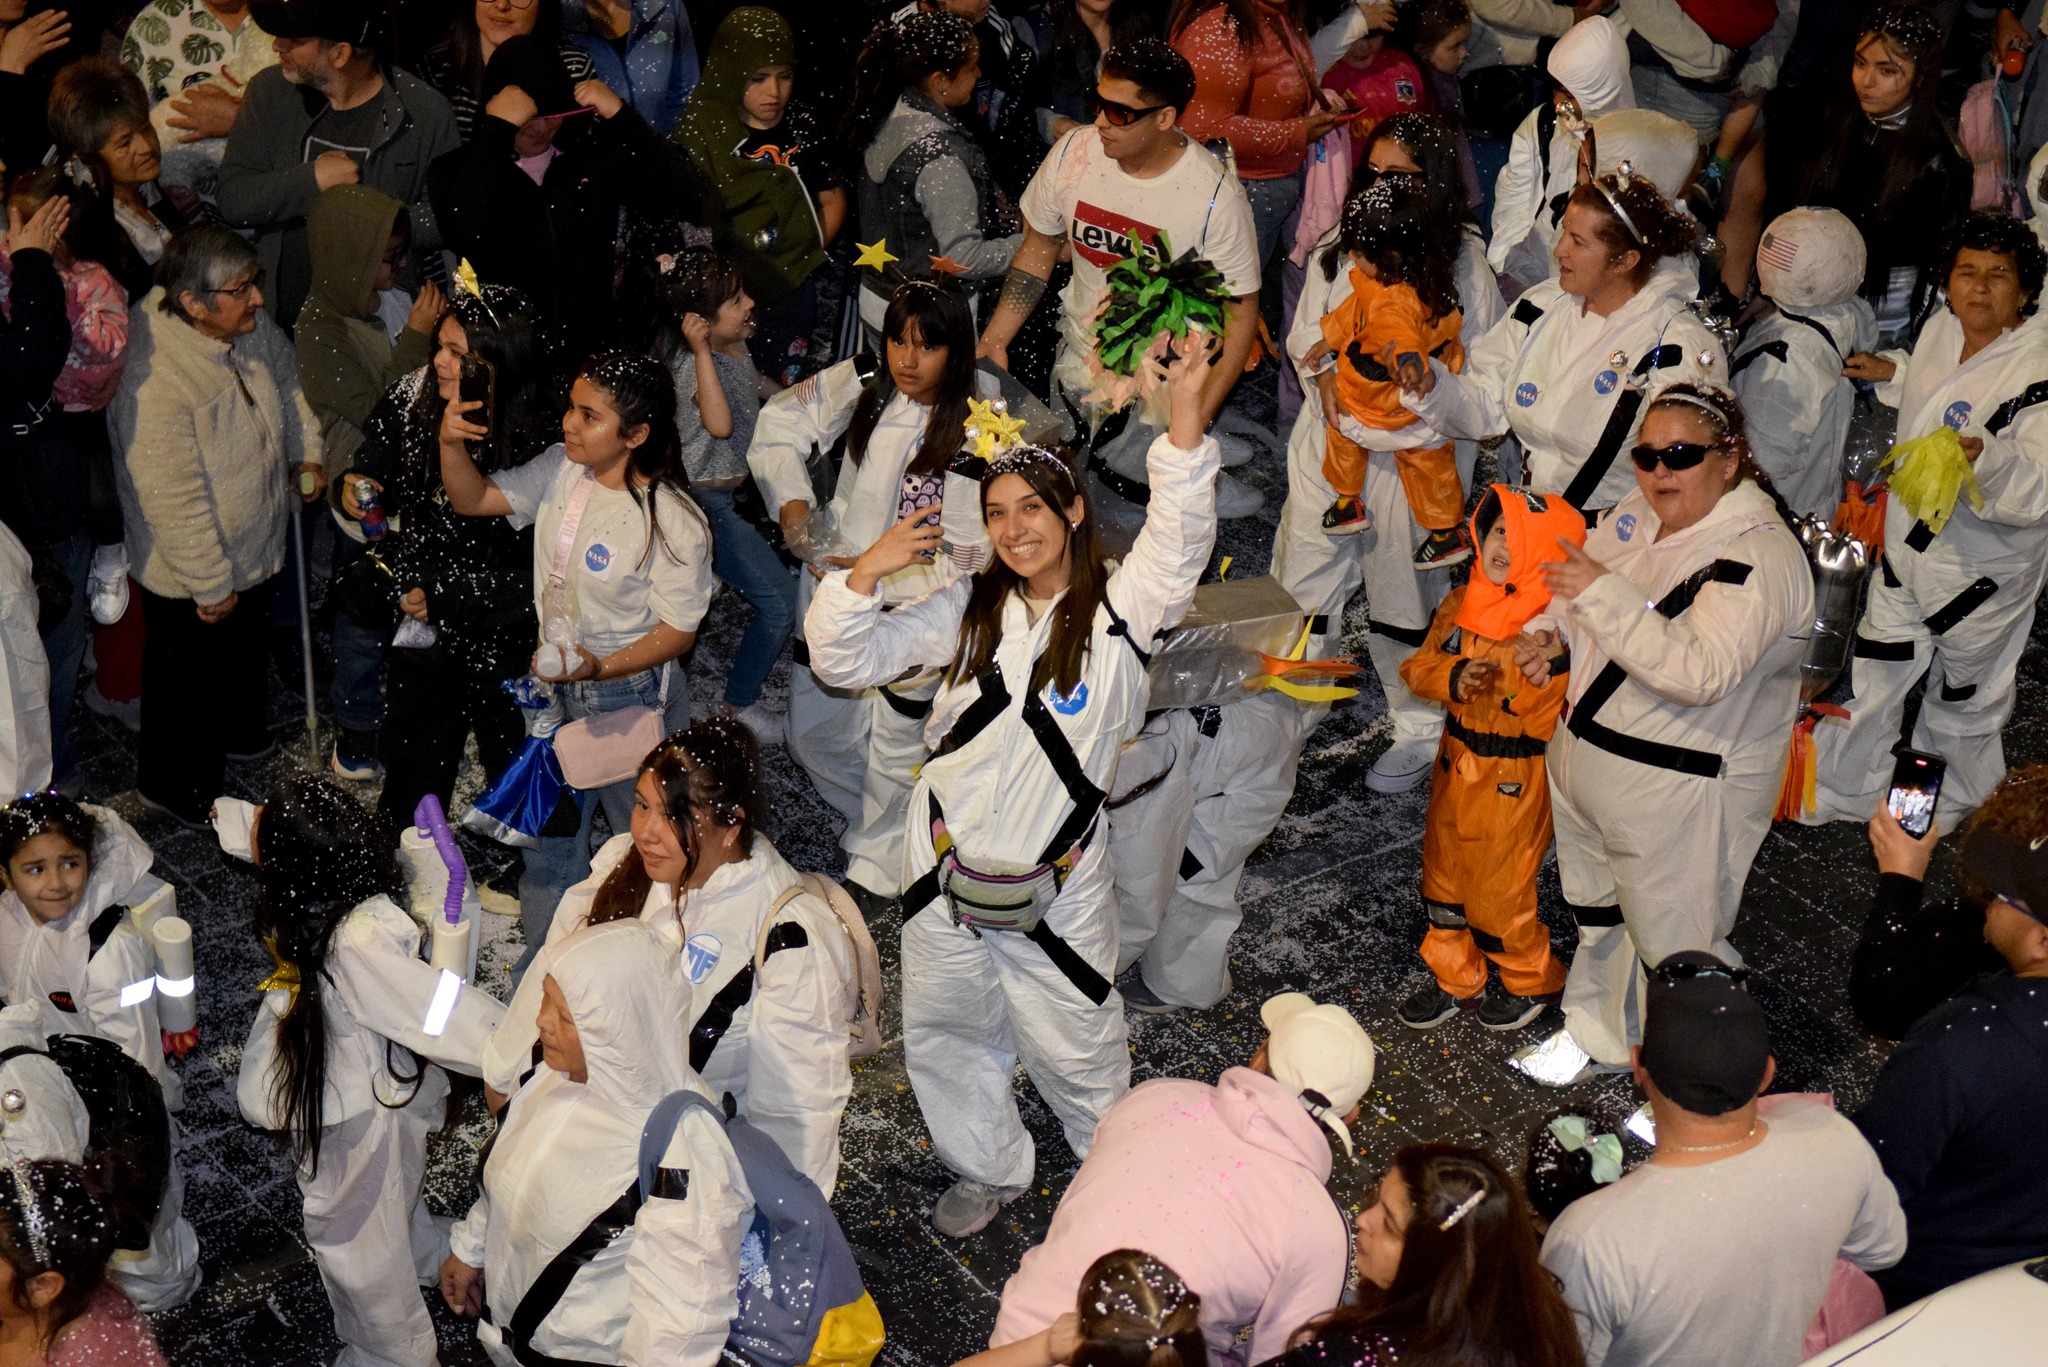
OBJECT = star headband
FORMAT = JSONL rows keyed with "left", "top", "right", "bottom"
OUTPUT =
{"left": 1595, "top": 162, "right": 1645, "bottom": 246}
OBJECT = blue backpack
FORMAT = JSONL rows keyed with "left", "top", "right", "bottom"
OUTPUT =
{"left": 638, "top": 1091, "right": 884, "bottom": 1367}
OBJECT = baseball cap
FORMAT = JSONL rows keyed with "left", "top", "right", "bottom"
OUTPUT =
{"left": 1639, "top": 952, "right": 1771, "bottom": 1118}
{"left": 1261, "top": 993, "right": 1375, "bottom": 1157}
{"left": 1959, "top": 827, "right": 2048, "bottom": 924}
{"left": 250, "top": 0, "right": 377, "bottom": 47}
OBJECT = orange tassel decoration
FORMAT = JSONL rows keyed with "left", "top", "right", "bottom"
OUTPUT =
{"left": 1774, "top": 703, "right": 1850, "bottom": 822}
{"left": 1832, "top": 481, "right": 1888, "bottom": 556}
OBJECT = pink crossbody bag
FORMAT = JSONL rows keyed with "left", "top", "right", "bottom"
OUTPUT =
{"left": 546, "top": 472, "right": 667, "bottom": 790}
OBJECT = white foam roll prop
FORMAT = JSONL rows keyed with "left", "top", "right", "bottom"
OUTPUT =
{"left": 430, "top": 914, "right": 477, "bottom": 983}
{"left": 398, "top": 826, "right": 449, "bottom": 931}
{"left": 151, "top": 917, "right": 197, "bottom": 1035}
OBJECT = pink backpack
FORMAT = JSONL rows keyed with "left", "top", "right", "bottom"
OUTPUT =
{"left": 1960, "top": 78, "right": 2019, "bottom": 213}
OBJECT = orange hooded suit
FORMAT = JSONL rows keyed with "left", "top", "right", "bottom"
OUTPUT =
{"left": 1398, "top": 486, "right": 1586, "bottom": 999}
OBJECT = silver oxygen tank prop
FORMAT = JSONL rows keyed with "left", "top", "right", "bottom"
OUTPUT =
{"left": 1801, "top": 525, "right": 1872, "bottom": 702}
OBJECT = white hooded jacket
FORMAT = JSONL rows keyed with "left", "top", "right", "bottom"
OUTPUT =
{"left": 1732, "top": 298, "right": 1880, "bottom": 520}
{"left": 452, "top": 921, "right": 750, "bottom": 1367}
{"left": 1488, "top": 17, "right": 1636, "bottom": 278}
{"left": 0, "top": 525, "right": 48, "bottom": 797}
{"left": 0, "top": 805, "right": 168, "bottom": 1098}
{"left": 483, "top": 832, "right": 854, "bottom": 1196}
{"left": 1411, "top": 260, "right": 1723, "bottom": 510}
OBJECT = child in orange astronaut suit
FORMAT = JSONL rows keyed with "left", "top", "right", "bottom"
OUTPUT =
{"left": 1395, "top": 484, "right": 1585, "bottom": 1032}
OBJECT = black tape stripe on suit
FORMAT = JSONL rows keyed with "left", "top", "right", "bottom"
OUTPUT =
{"left": 791, "top": 638, "right": 811, "bottom": 668}
{"left": 1939, "top": 678, "right": 1978, "bottom": 702}
{"left": 1904, "top": 520, "right": 1934, "bottom": 553}
{"left": 505, "top": 1187, "right": 643, "bottom": 1367}
{"left": 1569, "top": 902, "right": 1625, "bottom": 928}
{"left": 1729, "top": 339, "right": 1787, "bottom": 377}
{"left": 1512, "top": 298, "right": 1545, "bottom": 327}
{"left": 1922, "top": 577, "right": 1998, "bottom": 636}
{"left": 1470, "top": 926, "right": 1507, "bottom": 954}
{"left": 1854, "top": 635, "right": 1915, "bottom": 662}
{"left": 878, "top": 685, "right": 933, "bottom": 719}
{"left": 1562, "top": 344, "right": 1684, "bottom": 511}
{"left": 1179, "top": 848, "right": 1204, "bottom": 881}
{"left": 1367, "top": 617, "right": 1429, "bottom": 647}
{"left": 1444, "top": 713, "right": 1549, "bottom": 760}
{"left": 688, "top": 923, "right": 810, "bottom": 1072}
{"left": 87, "top": 904, "right": 125, "bottom": 958}
{"left": 1985, "top": 379, "right": 2048, "bottom": 434}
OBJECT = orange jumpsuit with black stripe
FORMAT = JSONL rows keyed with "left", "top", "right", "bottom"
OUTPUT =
{"left": 1319, "top": 269, "right": 1465, "bottom": 529}
{"left": 1397, "top": 487, "right": 1584, "bottom": 998}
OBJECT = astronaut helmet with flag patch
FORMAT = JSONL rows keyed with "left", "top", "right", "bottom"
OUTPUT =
{"left": 1755, "top": 208, "right": 1868, "bottom": 311}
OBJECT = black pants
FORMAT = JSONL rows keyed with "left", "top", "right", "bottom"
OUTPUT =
{"left": 139, "top": 579, "right": 276, "bottom": 822}
{"left": 375, "top": 637, "right": 524, "bottom": 839}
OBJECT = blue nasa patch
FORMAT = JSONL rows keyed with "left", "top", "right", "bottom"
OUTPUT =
{"left": 1594, "top": 369, "right": 1619, "bottom": 395}
{"left": 1515, "top": 381, "right": 1540, "bottom": 407}
{"left": 1615, "top": 513, "right": 1638, "bottom": 542}
{"left": 1049, "top": 681, "right": 1090, "bottom": 715}
{"left": 1944, "top": 400, "right": 1973, "bottom": 430}
{"left": 683, "top": 933, "right": 722, "bottom": 985}
{"left": 584, "top": 542, "right": 613, "bottom": 573}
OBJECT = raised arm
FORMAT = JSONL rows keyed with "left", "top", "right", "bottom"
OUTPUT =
{"left": 1105, "top": 330, "right": 1222, "bottom": 645}
{"left": 806, "top": 557, "right": 973, "bottom": 691}
{"left": 436, "top": 398, "right": 514, "bottom": 517}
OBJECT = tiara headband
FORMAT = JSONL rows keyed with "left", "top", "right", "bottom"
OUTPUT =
{"left": 1594, "top": 161, "right": 1645, "bottom": 246}
{"left": 7, "top": 1162, "right": 47, "bottom": 1269}
{"left": 1653, "top": 389, "right": 1732, "bottom": 430}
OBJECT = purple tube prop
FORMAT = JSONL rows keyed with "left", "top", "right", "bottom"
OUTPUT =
{"left": 413, "top": 795, "right": 468, "bottom": 927}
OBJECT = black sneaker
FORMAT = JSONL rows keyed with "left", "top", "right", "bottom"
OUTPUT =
{"left": 1478, "top": 987, "right": 1555, "bottom": 1031}
{"left": 1396, "top": 982, "right": 1475, "bottom": 1030}
{"left": 1414, "top": 526, "right": 1473, "bottom": 570}
{"left": 330, "top": 728, "right": 383, "bottom": 780}
{"left": 1322, "top": 495, "right": 1371, "bottom": 535}
{"left": 1119, "top": 975, "right": 1180, "bottom": 1016}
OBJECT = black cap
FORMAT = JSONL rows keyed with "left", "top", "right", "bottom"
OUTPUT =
{"left": 481, "top": 35, "right": 579, "bottom": 120}
{"left": 1640, "top": 951, "right": 1771, "bottom": 1118}
{"left": 249, "top": 0, "right": 376, "bottom": 47}
{"left": 1960, "top": 828, "right": 2048, "bottom": 924}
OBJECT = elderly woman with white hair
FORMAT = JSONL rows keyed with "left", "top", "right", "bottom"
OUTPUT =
{"left": 107, "top": 224, "right": 325, "bottom": 827}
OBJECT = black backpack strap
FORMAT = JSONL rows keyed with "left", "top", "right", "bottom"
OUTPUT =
{"left": 1099, "top": 596, "right": 1151, "bottom": 667}
{"left": 1562, "top": 344, "right": 1686, "bottom": 511}
{"left": 502, "top": 1187, "right": 644, "bottom": 1367}
{"left": 86, "top": 905, "right": 127, "bottom": 960}
{"left": 1984, "top": 379, "right": 2048, "bottom": 435}
{"left": 931, "top": 664, "right": 1011, "bottom": 759}
{"left": 1730, "top": 339, "right": 1788, "bottom": 377}
{"left": 1536, "top": 99, "right": 1556, "bottom": 189}
{"left": 0, "top": 1045, "right": 46, "bottom": 1067}
{"left": 1776, "top": 308, "right": 1843, "bottom": 362}
{"left": 1018, "top": 691, "right": 1108, "bottom": 865}
{"left": 687, "top": 924, "right": 809, "bottom": 1073}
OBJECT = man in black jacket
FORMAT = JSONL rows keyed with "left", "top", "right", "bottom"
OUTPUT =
{"left": 1854, "top": 813, "right": 2048, "bottom": 1309}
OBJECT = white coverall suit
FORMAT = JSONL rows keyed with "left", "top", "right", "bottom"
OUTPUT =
{"left": 453, "top": 922, "right": 750, "bottom": 1367}
{"left": 1548, "top": 480, "right": 1811, "bottom": 1064}
{"left": 484, "top": 831, "right": 855, "bottom": 1196}
{"left": 1730, "top": 298, "right": 1880, "bottom": 520}
{"left": 0, "top": 524, "right": 49, "bottom": 796}
{"left": 0, "top": 805, "right": 198, "bottom": 1310}
{"left": 1270, "top": 225, "right": 1503, "bottom": 755}
{"left": 748, "top": 358, "right": 992, "bottom": 894}
{"left": 0, "top": 1005, "right": 91, "bottom": 1167}
{"left": 806, "top": 432, "right": 1219, "bottom": 1189}
{"left": 238, "top": 894, "right": 505, "bottom": 1367}
{"left": 1810, "top": 309, "right": 2048, "bottom": 830}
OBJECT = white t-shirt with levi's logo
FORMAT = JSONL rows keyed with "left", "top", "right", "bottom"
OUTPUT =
{"left": 1019, "top": 128, "right": 1261, "bottom": 358}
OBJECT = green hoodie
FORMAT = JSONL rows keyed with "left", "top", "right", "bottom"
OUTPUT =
{"left": 295, "top": 184, "right": 434, "bottom": 473}
{"left": 673, "top": 7, "right": 826, "bottom": 304}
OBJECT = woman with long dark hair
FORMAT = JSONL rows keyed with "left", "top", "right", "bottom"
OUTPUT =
{"left": 749, "top": 278, "right": 993, "bottom": 907}
{"left": 340, "top": 283, "right": 556, "bottom": 840}
{"left": 235, "top": 774, "right": 505, "bottom": 1367}
{"left": 1020, "top": 0, "right": 1157, "bottom": 147}
{"left": 1272, "top": 1144, "right": 1584, "bottom": 1366}
{"left": 806, "top": 327, "right": 1220, "bottom": 1238}
{"left": 418, "top": 0, "right": 598, "bottom": 139}
{"left": 1769, "top": 3, "right": 1969, "bottom": 343}
{"left": 481, "top": 717, "right": 856, "bottom": 1193}
{"left": 440, "top": 350, "right": 714, "bottom": 970}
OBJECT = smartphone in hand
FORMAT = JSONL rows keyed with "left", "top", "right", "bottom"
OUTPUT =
{"left": 1886, "top": 748, "right": 1946, "bottom": 838}
{"left": 458, "top": 353, "right": 496, "bottom": 437}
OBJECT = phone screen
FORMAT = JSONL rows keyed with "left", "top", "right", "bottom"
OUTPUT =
{"left": 458, "top": 355, "right": 496, "bottom": 436}
{"left": 1886, "top": 749, "right": 1946, "bottom": 838}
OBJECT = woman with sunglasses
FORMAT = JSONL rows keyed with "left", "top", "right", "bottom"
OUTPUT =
{"left": 1403, "top": 168, "right": 1722, "bottom": 520}
{"left": 1499, "top": 383, "right": 1810, "bottom": 1089}
{"left": 1273, "top": 114, "right": 1502, "bottom": 795}
{"left": 1810, "top": 212, "right": 2048, "bottom": 834}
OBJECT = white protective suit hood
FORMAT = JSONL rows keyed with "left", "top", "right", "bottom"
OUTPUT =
{"left": 0, "top": 802, "right": 152, "bottom": 989}
{"left": 1212, "top": 1066, "right": 1336, "bottom": 1185}
{"left": 1588, "top": 109, "right": 1698, "bottom": 202}
{"left": 1548, "top": 17, "right": 1635, "bottom": 120}
{"left": 1756, "top": 208, "right": 1868, "bottom": 310}
{"left": 547, "top": 919, "right": 696, "bottom": 1109}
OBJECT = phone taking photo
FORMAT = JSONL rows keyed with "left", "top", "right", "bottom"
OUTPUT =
{"left": 458, "top": 353, "right": 496, "bottom": 437}
{"left": 1886, "top": 748, "right": 1946, "bottom": 838}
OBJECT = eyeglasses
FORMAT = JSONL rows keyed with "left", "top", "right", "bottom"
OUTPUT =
{"left": 489, "top": 0, "right": 538, "bottom": 9}
{"left": 1629, "top": 441, "right": 1719, "bottom": 472}
{"left": 204, "top": 270, "right": 265, "bottom": 301}
{"left": 1091, "top": 90, "right": 1170, "bottom": 126}
{"left": 1653, "top": 962, "right": 1749, "bottom": 986}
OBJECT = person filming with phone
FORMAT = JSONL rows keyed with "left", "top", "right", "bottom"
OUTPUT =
{"left": 1502, "top": 383, "right": 1812, "bottom": 1091}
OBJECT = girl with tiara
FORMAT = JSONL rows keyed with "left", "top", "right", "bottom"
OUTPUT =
{"left": 805, "top": 325, "right": 1219, "bottom": 1237}
{"left": 747, "top": 277, "right": 995, "bottom": 912}
{"left": 234, "top": 774, "right": 505, "bottom": 1367}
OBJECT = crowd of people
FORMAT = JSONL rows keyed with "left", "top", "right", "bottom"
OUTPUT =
{"left": 1, "top": 0, "right": 2047, "bottom": 1362}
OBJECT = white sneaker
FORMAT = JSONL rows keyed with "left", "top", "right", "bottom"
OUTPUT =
{"left": 1509, "top": 1029, "right": 1627, "bottom": 1089}
{"left": 1214, "top": 470, "right": 1265, "bottom": 519}
{"left": 1214, "top": 431, "right": 1257, "bottom": 468}
{"left": 1365, "top": 737, "right": 1437, "bottom": 793}
{"left": 83, "top": 681, "right": 141, "bottom": 732}
{"left": 87, "top": 544, "right": 130, "bottom": 626}
{"left": 734, "top": 700, "right": 785, "bottom": 747}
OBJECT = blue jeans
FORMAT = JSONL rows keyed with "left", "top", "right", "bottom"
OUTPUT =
{"left": 43, "top": 532, "right": 88, "bottom": 788}
{"left": 1243, "top": 172, "right": 1304, "bottom": 276}
{"left": 696, "top": 487, "right": 797, "bottom": 708}
{"left": 513, "top": 664, "right": 691, "bottom": 982}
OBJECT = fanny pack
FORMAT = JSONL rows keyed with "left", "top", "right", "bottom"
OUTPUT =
{"left": 930, "top": 809, "right": 1087, "bottom": 935}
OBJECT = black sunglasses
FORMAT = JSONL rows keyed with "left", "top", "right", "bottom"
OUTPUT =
{"left": 1629, "top": 441, "right": 1719, "bottom": 472}
{"left": 1091, "top": 90, "right": 1170, "bottom": 126}
{"left": 1653, "top": 962, "right": 1749, "bottom": 986}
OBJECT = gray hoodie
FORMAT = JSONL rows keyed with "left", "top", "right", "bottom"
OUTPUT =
{"left": 856, "top": 93, "right": 1019, "bottom": 320}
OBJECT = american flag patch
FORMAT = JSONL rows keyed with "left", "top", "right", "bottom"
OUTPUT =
{"left": 1757, "top": 231, "right": 1799, "bottom": 275}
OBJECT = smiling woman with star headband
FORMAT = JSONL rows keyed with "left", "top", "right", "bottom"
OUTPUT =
{"left": 804, "top": 323, "right": 1219, "bottom": 1240}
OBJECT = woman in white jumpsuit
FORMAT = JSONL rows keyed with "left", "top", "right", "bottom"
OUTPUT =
{"left": 0, "top": 794, "right": 197, "bottom": 1312}
{"left": 806, "top": 332, "right": 1220, "bottom": 1238}
{"left": 1510, "top": 385, "right": 1810, "bottom": 1087}
{"left": 236, "top": 775, "right": 505, "bottom": 1367}
{"left": 1811, "top": 215, "right": 2048, "bottom": 831}
{"left": 747, "top": 281, "right": 992, "bottom": 902}
{"left": 442, "top": 920, "right": 750, "bottom": 1367}
{"left": 483, "top": 718, "right": 854, "bottom": 1195}
{"left": 1270, "top": 113, "right": 1504, "bottom": 793}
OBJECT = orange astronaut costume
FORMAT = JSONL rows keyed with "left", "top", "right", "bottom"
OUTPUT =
{"left": 1398, "top": 486, "right": 1586, "bottom": 999}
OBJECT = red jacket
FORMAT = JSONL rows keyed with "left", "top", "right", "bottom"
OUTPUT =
{"left": 1172, "top": 1, "right": 1320, "bottom": 180}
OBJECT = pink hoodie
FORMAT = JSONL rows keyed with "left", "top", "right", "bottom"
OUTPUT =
{"left": 992, "top": 1068, "right": 1350, "bottom": 1366}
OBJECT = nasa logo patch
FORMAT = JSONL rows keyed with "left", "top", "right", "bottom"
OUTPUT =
{"left": 584, "top": 542, "right": 613, "bottom": 573}
{"left": 1615, "top": 513, "right": 1638, "bottom": 542}
{"left": 1515, "top": 381, "right": 1540, "bottom": 407}
{"left": 683, "top": 933, "right": 723, "bottom": 985}
{"left": 1944, "top": 400, "right": 1973, "bottom": 430}
{"left": 1594, "top": 369, "right": 1619, "bottom": 395}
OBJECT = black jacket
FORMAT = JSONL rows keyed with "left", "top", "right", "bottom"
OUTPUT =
{"left": 0, "top": 248, "right": 85, "bottom": 547}
{"left": 1849, "top": 873, "right": 2005, "bottom": 1040}
{"left": 1854, "top": 971, "right": 2048, "bottom": 1307}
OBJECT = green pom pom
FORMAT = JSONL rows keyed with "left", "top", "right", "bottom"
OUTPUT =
{"left": 1089, "top": 233, "right": 1233, "bottom": 376}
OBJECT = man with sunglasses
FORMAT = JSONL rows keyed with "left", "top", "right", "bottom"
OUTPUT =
{"left": 1542, "top": 951, "right": 1905, "bottom": 1367}
{"left": 976, "top": 38, "right": 1264, "bottom": 518}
